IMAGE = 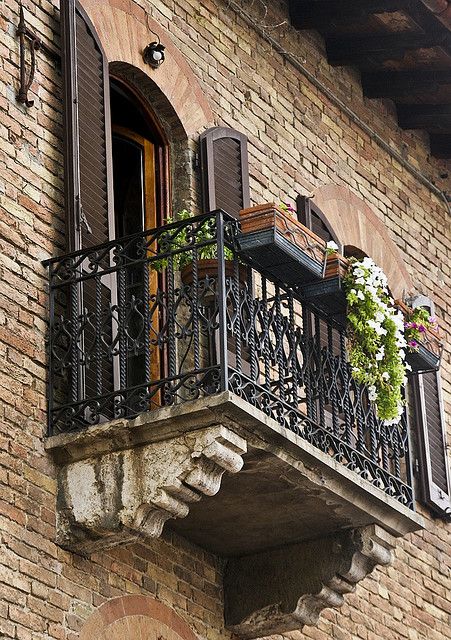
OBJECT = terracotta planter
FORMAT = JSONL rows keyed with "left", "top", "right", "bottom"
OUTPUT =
{"left": 238, "top": 203, "right": 327, "bottom": 287}
{"left": 396, "top": 300, "right": 442, "bottom": 373}
{"left": 302, "top": 253, "right": 350, "bottom": 326}
{"left": 180, "top": 259, "right": 247, "bottom": 286}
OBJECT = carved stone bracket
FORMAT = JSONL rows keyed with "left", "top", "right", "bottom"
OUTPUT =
{"left": 224, "top": 524, "right": 395, "bottom": 639}
{"left": 56, "top": 425, "right": 246, "bottom": 554}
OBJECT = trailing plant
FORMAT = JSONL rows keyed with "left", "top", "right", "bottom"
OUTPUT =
{"left": 404, "top": 307, "right": 438, "bottom": 350}
{"left": 344, "top": 257, "right": 407, "bottom": 426}
{"left": 152, "top": 210, "right": 233, "bottom": 272}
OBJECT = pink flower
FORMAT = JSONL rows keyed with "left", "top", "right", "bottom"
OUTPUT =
{"left": 408, "top": 339, "right": 418, "bottom": 348}
{"left": 418, "top": 324, "right": 426, "bottom": 333}
{"left": 284, "top": 202, "right": 296, "bottom": 213}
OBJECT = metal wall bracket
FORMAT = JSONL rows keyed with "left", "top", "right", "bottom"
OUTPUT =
{"left": 17, "top": 5, "right": 41, "bottom": 107}
{"left": 17, "top": 5, "right": 59, "bottom": 107}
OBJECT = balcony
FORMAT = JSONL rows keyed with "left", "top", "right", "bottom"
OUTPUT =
{"left": 44, "top": 211, "right": 423, "bottom": 637}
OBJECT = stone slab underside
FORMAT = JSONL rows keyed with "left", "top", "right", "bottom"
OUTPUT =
{"left": 47, "top": 392, "right": 423, "bottom": 637}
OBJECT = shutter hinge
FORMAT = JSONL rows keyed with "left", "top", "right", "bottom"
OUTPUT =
{"left": 76, "top": 197, "right": 92, "bottom": 235}
{"left": 80, "top": 205, "right": 92, "bottom": 234}
{"left": 413, "top": 458, "right": 420, "bottom": 475}
{"left": 193, "top": 151, "right": 200, "bottom": 170}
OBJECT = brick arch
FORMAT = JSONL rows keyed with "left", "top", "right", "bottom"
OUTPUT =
{"left": 79, "top": 595, "right": 200, "bottom": 640}
{"left": 78, "top": 0, "right": 213, "bottom": 137}
{"left": 312, "top": 184, "right": 413, "bottom": 300}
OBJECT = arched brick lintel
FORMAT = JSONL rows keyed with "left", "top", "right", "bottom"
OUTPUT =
{"left": 79, "top": 595, "right": 200, "bottom": 640}
{"left": 313, "top": 184, "right": 413, "bottom": 300}
{"left": 78, "top": 0, "right": 214, "bottom": 136}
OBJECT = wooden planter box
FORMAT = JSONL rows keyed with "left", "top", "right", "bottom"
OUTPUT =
{"left": 238, "top": 203, "right": 327, "bottom": 286}
{"left": 302, "top": 253, "right": 349, "bottom": 326}
{"left": 396, "top": 300, "right": 442, "bottom": 373}
{"left": 180, "top": 259, "right": 247, "bottom": 286}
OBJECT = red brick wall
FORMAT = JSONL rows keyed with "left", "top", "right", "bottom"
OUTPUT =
{"left": 0, "top": 1, "right": 450, "bottom": 639}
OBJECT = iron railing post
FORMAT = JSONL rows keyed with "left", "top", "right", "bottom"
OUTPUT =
{"left": 216, "top": 210, "right": 229, "bottom": 393}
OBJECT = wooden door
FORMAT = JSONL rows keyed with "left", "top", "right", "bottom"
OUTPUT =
{"left": 112, "top": 127, "right": 161, "bottom": 402}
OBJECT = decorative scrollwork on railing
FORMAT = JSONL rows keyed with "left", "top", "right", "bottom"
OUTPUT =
{"left": 44, "top": 210, "right": 413, "bottom": 508}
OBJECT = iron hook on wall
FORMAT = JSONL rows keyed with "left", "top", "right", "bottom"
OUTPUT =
{"left": 17, "top": 4, "right": 42, "bottom": 107}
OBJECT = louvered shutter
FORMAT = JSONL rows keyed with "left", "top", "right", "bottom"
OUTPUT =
{"left": 412, "top": 371, "right": 451, "bottom": 517}
{"left": 296, "top": 196, "right": 341, "bottom": 248}
{"left": 61, "top": 0, "right": 117, "bottom": 419}
{"left": 200, "top": 127, "right": 250, "bottom": 218}
{"left": 409, "top": 297, "right": 451, "bottom": 517}
{"left": 61, "top": 0, "right": 115, "bottom": 251}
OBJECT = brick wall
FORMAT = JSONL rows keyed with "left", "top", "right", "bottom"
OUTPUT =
{"left": 0, "top": 0, "right": 450, "bottom": 639}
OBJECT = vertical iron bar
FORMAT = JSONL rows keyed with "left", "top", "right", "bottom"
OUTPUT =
{"left": 232, "top": 258, "right": 242, "bottom": 374}
{"left": 381, "top": 423, "right": 390, "bottom": 471}
{"left": 167, "top": 251, "right": 177, "bottom": 379}
{"left": 302, "top": 304, "right": 315, "bottom": 421}
{"left": 329, "top": 324, "right": 339, "bottom": 437}
{"left": 288, "top": 291, "right": 298, "bottom": 408}
{"left": 369, "top": 408, "right": 378, "bottom": 463}
{"left": 315, "top": 314, "right": 325, "bottom": 427}
{"left": 47, "top": 264, "right": 55, "bottom": 435}
{"left": 275, "top": 285, "right": 285, "bottom": 403}
{"left": 118, "top": 268, "right": 127, "bottom": 390}
{"left": 143, "top": 256, "right": 151, "bottom": 384}
{"left": 262, "top": 277, "right": 271, "bottom": 390}
{"left": 355, "top": 387, "right": 365, "bottom": 453}
{"left": 70, "top": 271, "right": 80, "bottom": 405}
{"left": 248, "top": 267, "right": 258, "bottom": 382}
{"left": 95, "top": 275, "right": 102, "bottom": 397}
{"left": 216, "top": 211, "right": 229, "bottom": 392}
{"left": 340, "top": 330, "right": 353, "bottom": 444}
{"left": 192, "top": 246, "right": 201, "bottom": 372}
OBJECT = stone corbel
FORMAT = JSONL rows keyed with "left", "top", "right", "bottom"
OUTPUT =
{"left": 224, "top": 524, "right": 395, "bottom": 639}
{"left": 56, "top": 425, "right": 246, "bottom": 554}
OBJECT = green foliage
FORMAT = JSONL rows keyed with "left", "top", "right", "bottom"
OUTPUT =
{"left": 152, "top": 210, "right": 233, "bottom": 272}
{"left": 344, "top": 257, "right": 407, "bottom": 425}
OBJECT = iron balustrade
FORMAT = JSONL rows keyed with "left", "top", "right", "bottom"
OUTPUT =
{"left": 45, "top": 210, "right": 414, "bottom": 508}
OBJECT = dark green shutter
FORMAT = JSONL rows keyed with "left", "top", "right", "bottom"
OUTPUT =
{"left": 200, "top": 127, "right": 250, "bottom": 218}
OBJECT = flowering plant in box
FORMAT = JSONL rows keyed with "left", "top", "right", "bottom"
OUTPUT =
{"left": 344, "top": 257, "right": 408, "bottom": 425}
{"left": 404, "top": 307, "right": 438, "bottom": 351}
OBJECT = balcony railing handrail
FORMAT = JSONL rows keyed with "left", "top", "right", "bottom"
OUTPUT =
{"left": 45, "top": 209, "right": 414, "bottom": 509}
{"left": 43, "top": 209, "right": 236, "bottom": 268}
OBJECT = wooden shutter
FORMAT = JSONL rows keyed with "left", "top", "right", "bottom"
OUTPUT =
{"left": 200, "top": 127, "right": 250, "bottom": 218}
{"left": 61, "top": 1, "right": 117, "bottom": 417}
{"left": 412, "top": 371, "right": 451, "bottom": 517}
{"left": 61, "top": 0, "right": 115, "bottom": 252}
{"left": 409, "top": 296, "right": 451, "bottom": 517}
{"left": 296, "top": 196, "right": 341, "bottom": 248}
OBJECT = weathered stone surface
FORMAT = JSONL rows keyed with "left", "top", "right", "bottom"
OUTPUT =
{"left": 56, "top": 425, "right": 246, "bottom": 554}
{"left": 47, "top": 392, "right": 423, "bottom": 557}
{"left": 224, "top": 524, "right": 395, "bottom": 639}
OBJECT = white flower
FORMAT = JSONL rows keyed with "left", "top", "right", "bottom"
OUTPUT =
{"left": 326, "top": 241, "right": 338, "bottom": 252}
{"left": 368, "top": 385, "right": 378, "bottom": 401}
{"left": 357, "top": 290, "right": 365, "bottom": 300}
{"left": 381, "top": 372, "right": 390, "bottom": 381}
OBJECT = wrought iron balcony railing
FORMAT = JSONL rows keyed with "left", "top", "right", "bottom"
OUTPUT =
{"left": 45, "top": 210, "right": 413, "bottom": 508}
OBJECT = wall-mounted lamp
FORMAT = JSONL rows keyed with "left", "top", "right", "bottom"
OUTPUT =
{"left": 143, "top": 41, "right": 165, "bottom": 68}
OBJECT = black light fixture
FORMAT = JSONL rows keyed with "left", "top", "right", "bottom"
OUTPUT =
{"left": 143, "top": 40, "right": 165, "bottom": 68}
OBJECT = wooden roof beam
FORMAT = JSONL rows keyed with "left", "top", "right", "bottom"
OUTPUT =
{"left": 289, "top": 1, "right": 414, "bottom": 30}
{"left": 429, "top": 133, "right": 451, "bottom": 157}
{"left": 326, "top": 31, "right": 451, "bottom": 65}
{"left": 397, "top": 104, "right": 451, "bottom": 130}
{"left": 362, "top": 69, "right": 451, "bottom": 97}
